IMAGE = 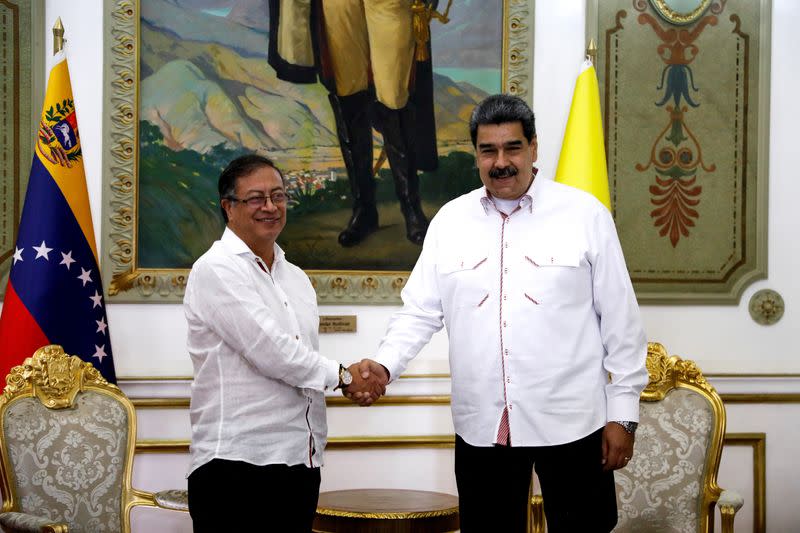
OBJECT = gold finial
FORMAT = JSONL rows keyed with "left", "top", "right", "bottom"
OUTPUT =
{"left": 53, "top": 17, "right": 65, "bottom": 55}
{"left": 586, "top": 38, "right": 598, "bottom": 64}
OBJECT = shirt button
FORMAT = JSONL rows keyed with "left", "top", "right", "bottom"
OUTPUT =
{"left": 503, "top": 268, "right": 508, "bottom": 274}
{"left": 284, "top": 301, "right": 288, "bottom": 307}
{"left": 506, "top": 377, "right": 511, "bottom": 384}
{"left": 504, "top": 349, "right": 509, "bottom": 356}
{"left": 503, "top": 321, "right": 507, "bottom": 327}
{"left": 503, "top": 294, "right": 507, "bottom": 300}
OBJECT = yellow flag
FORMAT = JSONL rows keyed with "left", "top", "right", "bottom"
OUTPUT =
{"left": 555, "top": 60, "right": 611, "bottom": 210}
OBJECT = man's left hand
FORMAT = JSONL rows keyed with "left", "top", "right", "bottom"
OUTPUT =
{"left": 601, "top": 422, "right": 635, "bottom": 471}
{"left": 343, "top": 359, "right": 389, "bottom": 406}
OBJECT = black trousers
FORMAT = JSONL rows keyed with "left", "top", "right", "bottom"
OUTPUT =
{"left": 454, "top": 428, "right": 617, "bottom": 533}
{"left": 188, "top": 458, "right": 321, "bottom": 533}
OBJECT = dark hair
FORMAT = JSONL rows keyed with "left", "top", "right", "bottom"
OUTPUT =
{"left": 469, "top": 94, "right": 536, "bottom": 147}
{"left": 218, "top": 154, "right": 284, "bottom": 222}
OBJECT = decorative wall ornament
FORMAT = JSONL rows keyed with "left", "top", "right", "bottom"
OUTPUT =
{"left": 648, "top": 0, "right": 714, "bottom": 25}
{"left": 2, "top": 344, "right": 110, "bottom": 408}
{"left": 101, "top": 0, "right": 535, "bottom": 303}
{"left": 748, "top": 288, "right": 784, "bottom": 325}
{"left": 588, "top": 0, "right": 770, "bottom": 303}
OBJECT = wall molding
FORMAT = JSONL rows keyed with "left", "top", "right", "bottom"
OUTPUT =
{"left": 721, "top": 393, "right": 800, "bottom": 403}
{"left": 116, "top": 373, "right": 800, "bottom": 382}
{"left": 135, "top": 432, "right": 766, "bottom": 532}
{"left": 128, "top": 392, "right": 800, "bottom": 410}
{"left": 120, "top": 375, "right": 800, "bottom": 404}
{"left": 724, "top": 432, "right": 766, "bottom": 533}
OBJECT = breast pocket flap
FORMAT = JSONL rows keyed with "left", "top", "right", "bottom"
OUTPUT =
{"left": 438, "top": 253, "right": 489, "bottom": 274}
{"left": 524, "top": 250, "right": 580, "bottom": 268}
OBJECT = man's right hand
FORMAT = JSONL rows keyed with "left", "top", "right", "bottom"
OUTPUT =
{"left": 344, "top": 359, "right": 389, "bottom": 406}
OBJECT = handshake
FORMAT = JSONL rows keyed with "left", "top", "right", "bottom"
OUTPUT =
{"left": 343, "top": 359, "right": 390, "bottom": 406}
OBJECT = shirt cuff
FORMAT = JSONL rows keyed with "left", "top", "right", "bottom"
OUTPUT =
{"left": 323, "top": 358, "right": 340, "bottom": 390}
{"left": 606, "top": 395, "right": 640, "bottom": 423}
{"left": 374, "top": 346, "right": 404, "bottom": 384}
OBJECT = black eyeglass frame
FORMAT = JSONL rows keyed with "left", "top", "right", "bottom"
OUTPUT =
{"left": 225, "top": 192, "right": 288, "bottom": 208}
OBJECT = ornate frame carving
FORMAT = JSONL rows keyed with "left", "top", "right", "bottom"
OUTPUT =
{"left": 101, "top": 0, "right": 535, "bottom": 303}
{"left": 649, "top": 0, "right": 714, "bottom": 25}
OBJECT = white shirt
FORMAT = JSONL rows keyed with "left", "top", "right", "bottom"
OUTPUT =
{"left": 375, "top": 177, "right": 648, "bottom": 447}
{"left": 184, "top": 228, "right": 340, "bottom": 475}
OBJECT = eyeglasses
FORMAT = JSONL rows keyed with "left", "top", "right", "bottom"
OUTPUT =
{"left": 226, "top": 192, "right": 288, "bottom": 208}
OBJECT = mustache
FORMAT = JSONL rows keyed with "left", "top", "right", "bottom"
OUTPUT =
{"left": 489, "top": 165, "right": 519, "bottom": 179}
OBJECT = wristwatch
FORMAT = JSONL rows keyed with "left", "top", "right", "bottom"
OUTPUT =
{"left": 335, "top": 364, "right": 352, "bottom": 391}
{"left": 613, "top": 421, "right": 638, "bottom": 434}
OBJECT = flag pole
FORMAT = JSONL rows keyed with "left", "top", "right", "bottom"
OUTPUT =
{"left": 0, "top": 15, "right": 118, "bottom": 383}
{"left": 53, "top": 17, "right": 65, "bottom": 55}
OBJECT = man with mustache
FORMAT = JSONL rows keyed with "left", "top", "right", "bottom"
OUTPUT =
{"left": 360, "top": 94, "right": 648, "bottom": 532}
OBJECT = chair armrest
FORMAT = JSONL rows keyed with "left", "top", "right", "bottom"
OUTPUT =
{"left": 718, "top": 489, "right": 744, "bottom": 511}
{"left": 0, "top": 511, "right": 69, "bottom": 533}
{"left": 718, "top": 489, "right": 744, "bottom": 533}
{"left": 154, "top": 489, "right": 189, "bottom": 512}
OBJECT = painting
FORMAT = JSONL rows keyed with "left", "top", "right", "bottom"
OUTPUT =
{"left": 587, "top": 0, "right": 770, "bottom": 303}
{"left": 0, "top": 1, "right": 43, "bottom": 298}
{"left": 101, "top": 0, "right": 534, "bottom": 303}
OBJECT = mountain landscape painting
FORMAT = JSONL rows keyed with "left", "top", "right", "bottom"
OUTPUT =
{"left": 138, "top": 0, "right": 502, "bottom": 270}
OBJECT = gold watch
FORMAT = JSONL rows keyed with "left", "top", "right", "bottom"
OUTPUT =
{"left": 335, "top": 364, "right": 352, "bottom": 390}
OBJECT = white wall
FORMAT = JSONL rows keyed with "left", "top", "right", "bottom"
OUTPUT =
{"left": 18, "top": 0, "right": 800, "bottom": 531}
{"left": 33, "top": 0, "right": 798, "bottom": 378}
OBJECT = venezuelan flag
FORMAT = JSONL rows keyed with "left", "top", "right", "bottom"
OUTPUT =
{"left": 0, "top": 52, "right": 116, "bottom": 384}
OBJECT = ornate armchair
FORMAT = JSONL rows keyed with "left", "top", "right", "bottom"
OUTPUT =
{"left": 0, "top": 345, "right": 189, "bottom": 533}
{"left": 529, "top": 342, "right": 744, "bottom": 533}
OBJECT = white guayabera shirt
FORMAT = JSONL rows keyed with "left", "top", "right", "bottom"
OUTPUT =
{"left": 376, "top": 177, "right": 648, "bottom": 447}
{"left": 184, "top": 228, "right": 339, "bottom": 475}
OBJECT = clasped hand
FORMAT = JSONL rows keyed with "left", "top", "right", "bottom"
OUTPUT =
{"left": 343, "top": 359, "right": 389, "bottom": 406}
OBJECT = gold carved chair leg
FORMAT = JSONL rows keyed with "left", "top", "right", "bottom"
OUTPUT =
{"left": 528, "top": 492, "right": 545, "bottom": 533}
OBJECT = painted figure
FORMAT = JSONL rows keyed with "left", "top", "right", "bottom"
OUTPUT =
{"left": 268, "top": 0, "right": 449, "bottom": 246}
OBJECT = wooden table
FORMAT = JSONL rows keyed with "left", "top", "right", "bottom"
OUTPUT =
{"left": 313, "top": 489, "right": 459, "bottom": 533}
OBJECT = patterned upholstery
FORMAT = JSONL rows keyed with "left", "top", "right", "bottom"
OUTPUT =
{"left": 0, "top": 345, "right": 188, "bottom": 533}
{"left": 153, "top": 489, "right": 189, "bottom": 512}
{"left": 3, "top": 394, "right": 127, "bottom": 532}
{"left": 615, "top": 389, "right": 713, "bottom": 532}
{"left": 528, "top": 342, "right": 743, "bottom": 533}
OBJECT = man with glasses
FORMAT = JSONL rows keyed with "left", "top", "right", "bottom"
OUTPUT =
{"left": 184, "top": 154, "right": 388, "bottom": 532}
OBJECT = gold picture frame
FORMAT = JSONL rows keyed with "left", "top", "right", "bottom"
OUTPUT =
{"left": 100, "top": 0, "right": 535, "bottom": 303}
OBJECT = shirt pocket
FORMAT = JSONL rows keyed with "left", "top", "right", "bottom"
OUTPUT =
{"left": 438, "top": 251, "right": 491, "bottom": 310}
{"left": 521, "top": 248, "right": 586, "bottom": 306}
